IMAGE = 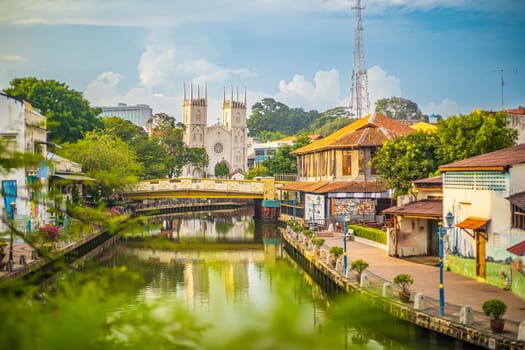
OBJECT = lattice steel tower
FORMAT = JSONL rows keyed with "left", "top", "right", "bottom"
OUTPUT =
{"left": 349, "top": 0, "right": 370, "bottom": 119}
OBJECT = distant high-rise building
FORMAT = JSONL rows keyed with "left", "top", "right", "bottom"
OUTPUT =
{"left": 96, "top": 103, "right": 153, "bottom": 127}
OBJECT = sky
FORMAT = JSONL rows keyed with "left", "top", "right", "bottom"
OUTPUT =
{"left": 1, "top": 0, "right": 524, "bottom": 125}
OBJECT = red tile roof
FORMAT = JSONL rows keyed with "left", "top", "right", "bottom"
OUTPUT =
{"left": 507, "top": 191, "right": 525, "bottom": 210}
{"left": 456, "top": 217, "right": 490, "bottom": 230}
{"left": 382, "top": 199, "right": 442, "bottom": 217}
{"left": 440, "top": 143, "right": 525, "bottom": 171}
{"left": 413, "top": 175, "right": 442, "bottom": 187}
{"left": 292, "top": 112, "right": 414, "bottom": 155}
{"left": 507, "top": 240, "right": 525, "bottom": 256}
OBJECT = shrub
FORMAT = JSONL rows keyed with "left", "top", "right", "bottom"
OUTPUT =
{"left": 350, "top": 259, "right": 369, "bottom": 280}
{"left": 302, "top": 229, "right": 313, "bottom": 238}
{"left": 330, "top": 246, "right": 344, "bottom": 258}
{"left": 348, "top": 225, "right": 386, "bottom": 244}
{"left": 311, "top": 238, "right": 325, "bottom": 248}
{"left": 393, "top": 274, "right": 413, "bottom": 293}
{"left": 482, "top": 299, "right": 507, "bottom": 320}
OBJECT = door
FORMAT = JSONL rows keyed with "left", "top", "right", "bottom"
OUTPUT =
{"left": 475, "top": 231, "right": 486, "bottom": 279}
{"left": 427, "top": 220, "right": 439, "bottom": 256}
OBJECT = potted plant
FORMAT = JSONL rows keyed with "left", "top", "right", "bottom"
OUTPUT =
{"left": 482, "top": 299, "right": 507, "bottom": 333}
{"left": 311, "top": 238, "right": 325, "bottom": 257}
{"left": 0, "top": 241, "right": 7, "bottom": 270}
{"left": 350, "top": 259, "right": 369, "bottom": 281}
{"left": 329, "top": 246, "right": 344, "bottom": 267}
{"left": 393, "top": 273, "right": 413, "bottom": 302}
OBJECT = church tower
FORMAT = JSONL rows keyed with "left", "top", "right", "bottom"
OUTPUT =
{"left": 182, "top": 82, "right": 207, "bottom": 148}
{"left": 222, "top": 86, "right": 247, "bottom": 172}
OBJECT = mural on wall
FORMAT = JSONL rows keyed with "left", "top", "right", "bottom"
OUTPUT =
{"left": 334, "top": 198, "right": 376, "bottom": 217}
{"left": 446, "top": 225, "right": 525, "bottom": 299}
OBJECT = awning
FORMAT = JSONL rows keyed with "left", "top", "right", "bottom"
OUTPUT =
{"left": 455, "top": 217, "right": 490, "bottom": 230}
{"left": 507, "top": 241, "right": 525, "bottom": 256}
{"left": 53, "top": 174, "right": 96, "bottom": 182}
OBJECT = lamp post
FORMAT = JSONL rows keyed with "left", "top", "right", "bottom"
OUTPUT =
{"left": 439, "top": 211, "right": 454, "bottom": 316}
{"left": 343, "top": 211, "right": 348, "bottom": 274}
{"left": 7, "top": 201, "right": 16, "bottom": 272}
{"left": 311, "top": 195, "right": 321, "bottom": 239}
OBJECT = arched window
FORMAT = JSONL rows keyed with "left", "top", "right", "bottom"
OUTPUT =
{"left": 196, "top": 110, "right": 201, "bottom": 122}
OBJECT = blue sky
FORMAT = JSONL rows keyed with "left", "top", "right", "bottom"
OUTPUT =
{"left": 1, "top": 0, "right": 524, "bottom": 125}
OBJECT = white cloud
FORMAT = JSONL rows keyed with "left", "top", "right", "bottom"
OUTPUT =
{"left": 367, "top": 65, "right": 402, "bottom": 106}
{"left": 0, "top": 54, "right": 28, "bottom": 62}
{"left": 84, "top": 72, "right": 122, "bottom": 106}
{"left": 138, "top": 46, "right": 177, "bottom": 88}
{"left": 3, "top": 0, "right": 512, "bottom": 27}
{"left": 423, "top": 98, "right": 461, "bottom": 117}
{"left": 275, "top": 69, "right": 343, "bottom": 111}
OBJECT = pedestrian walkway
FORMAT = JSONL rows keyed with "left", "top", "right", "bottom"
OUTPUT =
{"left": 312, "top": 231, "right": 525, "bottom": 338}
{"left": 0, "top": 241, "right": 40, "bottom": 278}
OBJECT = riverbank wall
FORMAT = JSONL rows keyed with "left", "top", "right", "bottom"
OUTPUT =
{"left": 282, "top": 229, "right": 525, "bottom": 350}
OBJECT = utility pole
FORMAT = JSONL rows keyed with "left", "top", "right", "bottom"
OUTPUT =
{"left": 349, "top": 0, "right": 370, "bottom": 119}
{"left": 491, "top": 68, "right": 518, "bottom": 111}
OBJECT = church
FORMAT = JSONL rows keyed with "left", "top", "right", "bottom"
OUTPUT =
{"left": 182, "top": 83, "right": 248, "bottom": 178}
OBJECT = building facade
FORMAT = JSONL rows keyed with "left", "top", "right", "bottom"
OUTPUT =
{"left": 440, "top": 144, "right": 525, "bottom": 299}
{"left": 279, "top": 112, "right": 414, "bottom": 227}
{"left": 182, "top": 85, "right": 248, "bottom": 177}
{"left": 96, "top": 103, "right": 153, "bottom": 127}
{"left": 0, "top": 93, "right": 49, "bottom": 233}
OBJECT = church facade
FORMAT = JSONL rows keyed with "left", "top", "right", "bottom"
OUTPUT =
{"left": 182, "top": 84, "right": 248, "bottom": 178}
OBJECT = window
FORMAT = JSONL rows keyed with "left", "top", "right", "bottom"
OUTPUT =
{"left": 370, "top": 150, "right": 379, "bottom": 175}
{"left": 511, "top": 204, "right": 525, "bottom": 230}
{"left": 342, "top": 151, "right": 352, "bottom": 176}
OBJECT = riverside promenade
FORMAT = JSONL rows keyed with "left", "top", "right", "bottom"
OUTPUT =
{"left": 284, "top": 228, "right": 525, "bottom": 349}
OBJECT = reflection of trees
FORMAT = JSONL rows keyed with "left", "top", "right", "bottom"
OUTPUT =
{"left": 215, "top": 218, "right": 234, "bottom": 235}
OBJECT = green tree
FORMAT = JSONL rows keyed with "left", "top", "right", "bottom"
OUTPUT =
{"left": 375, "top": 97, "right": 422, "bottom": 120}
{"left": 247, "top": 98, "right": 319, "bottom": 137}
{"left": 309, "top": 107, "right": 353, "bottom": 136}
{"left": 4, "top": 77, "right": 103, "bottom": 144}
{"left": 436, "top": 110, "right": 517, "bottom": 164}
{"left": 214, "top": 162, "right": 229, "bottom": 178}
{"left": 186, "top": 147, "right": 209, "bottom": 174}
{"left": 102, "top": 117, "right": 167, "bottom": 179}
{"left": 59, "top": 132, "right": 143, "bottom": 195}
{"left": 147, "top": 113, "right": 188, "bottom": 178}
{"left": 372, "top": 131, "right": 440, "bottom": 198}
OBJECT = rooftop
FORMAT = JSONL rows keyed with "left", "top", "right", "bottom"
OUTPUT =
{"left": 440, "top": 143, "right": 525, "bottom": 171}
{"left": 292, "top": 112, "right": 413, "bottom": 155}
{"left": 382, "top": 199, "right": 442, "bottom": 217}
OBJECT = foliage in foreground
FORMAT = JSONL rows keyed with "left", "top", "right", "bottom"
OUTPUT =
{"left": 0, "top": 262, "right": 399, "bottom": 350}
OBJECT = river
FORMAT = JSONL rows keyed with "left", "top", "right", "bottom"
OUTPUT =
{"left": 90, "top": 207, "right": 477, "bottom": 349}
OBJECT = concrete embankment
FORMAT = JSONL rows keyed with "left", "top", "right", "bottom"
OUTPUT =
{"left": 282, "top": 229, "right": 525, "bottom": 350}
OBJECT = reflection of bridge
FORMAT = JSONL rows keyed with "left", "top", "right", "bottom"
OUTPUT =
{"left": 124, "top": 177, "right": 277, "bottom": 200}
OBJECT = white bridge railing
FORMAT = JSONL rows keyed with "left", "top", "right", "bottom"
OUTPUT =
{"left": 128, "top": 178, "right": 266, "bottom": 196}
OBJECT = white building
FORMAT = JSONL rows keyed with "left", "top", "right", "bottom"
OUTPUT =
{"left": 440, "top": 143, "right": 525, "bottom": 298}
{"left": 0, "top": 93, "right": 49, "bottom": 233}
{"left": 96, "top": 103, "right": 153, "bottom": 127}
{"left": 182, "top": 84, "right": 248, "bottom": 177}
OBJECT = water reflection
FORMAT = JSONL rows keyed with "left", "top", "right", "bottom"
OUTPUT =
{"left": 104, "top": 209, "right": 476, "bottom": 350}
{"left": 145, "top": 207, "right": 258, "bottom": 243}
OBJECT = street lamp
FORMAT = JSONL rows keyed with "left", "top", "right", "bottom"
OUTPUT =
{"left": 343, "top": 211, "right": 349, "bottom": 274}
{"left": 311, "top": 195, "right": 321, "bottom": 239}
{"left": 7, "top": 201, "right": 16, "bottom": 272}
{"left": 438, "top": 211, "right": 454, "bottom": 316}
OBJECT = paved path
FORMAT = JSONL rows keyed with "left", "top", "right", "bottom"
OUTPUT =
{"left": 317, "top": 232, "right": 525, "bottom": 325}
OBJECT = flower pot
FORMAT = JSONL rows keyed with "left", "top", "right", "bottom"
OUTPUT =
{"left": 490, "top": 319, "right": 505, "bottom": 333}
{"left": 398, "top": 291, "right": 410, "bottom": 303}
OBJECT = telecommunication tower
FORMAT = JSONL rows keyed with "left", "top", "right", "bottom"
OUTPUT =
{"left": 349, "top": 0, "right": 370, "bottom": 119}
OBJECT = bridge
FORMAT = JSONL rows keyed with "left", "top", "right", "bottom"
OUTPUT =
{"left": 123, "top": 177, "right": 278, "bottom": 200}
